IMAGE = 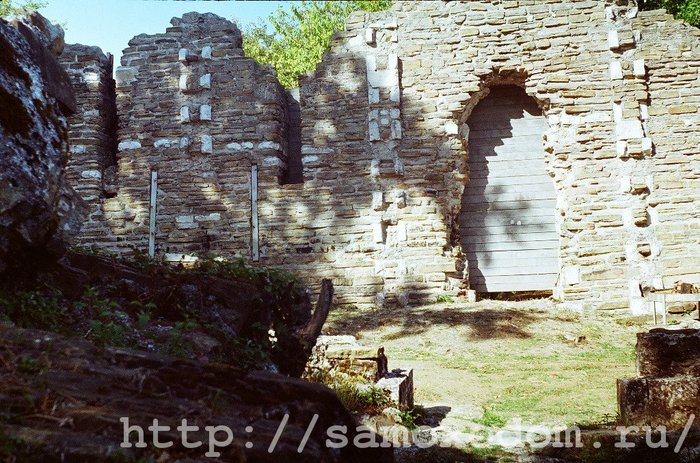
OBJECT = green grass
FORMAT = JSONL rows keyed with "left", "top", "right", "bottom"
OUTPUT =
{"left": 326, "top": 302, "right": 639, "bottom": 431}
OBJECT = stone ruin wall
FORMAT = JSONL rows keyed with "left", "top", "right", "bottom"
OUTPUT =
{"left": 59, "top": 44, "right": 118, "bottom": 247}
{"left": 61, "top": 1, "right": 700, "bottom": 310}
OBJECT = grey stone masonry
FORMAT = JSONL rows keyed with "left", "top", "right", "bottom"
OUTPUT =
{"left": 61, "top": 2, "right": 700, "bottom": 310}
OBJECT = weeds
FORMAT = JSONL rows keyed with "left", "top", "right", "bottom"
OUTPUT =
{"left": 435, "top": 294, "right": 455, "bottom": 304}
{"left": 0, "top": 291, "right": 66, "bottom": 331}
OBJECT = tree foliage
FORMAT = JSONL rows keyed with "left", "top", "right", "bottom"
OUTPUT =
{"left": 0, "top": 0, "right": 45, "bottom": 17}
{"left": 640, "top": 0, "right": 700, "bottom": 26}
{"left": 242, "top": 0, "right": 392, "bottom": 88}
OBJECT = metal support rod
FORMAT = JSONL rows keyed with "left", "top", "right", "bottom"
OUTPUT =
{"left": 148, "top": 170, "right": 158, "bottom": 258}
{"left": 251, "top": 164, "right": 259, "bottom": 262}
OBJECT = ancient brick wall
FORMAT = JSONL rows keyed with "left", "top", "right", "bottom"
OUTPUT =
{"left": 63, "top": 3, "right": 700, "bottom": 311}
{"left": 92, "top": 12, "right": 288, "bottom": 259}
{"left": 59, "top": 44, "right": 117, "bottom": 248}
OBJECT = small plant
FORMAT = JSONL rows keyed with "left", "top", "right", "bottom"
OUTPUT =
{"left": 129, "top": 300, "right": 156, "bottom": 330}
{"left": 435, "top": 294, "right": 455, "bottom": 304}
{"left": 398, "top": 407, "right": 422, "bottom": 430}
{"left": 16, "top": 355, "right": 41, "bottom": 374}
{"left": 164, "top": 317, "right": 199, "bottom": 358}
{"left": 478, "top": 407, "right": 508, "bottom": 428}
{"left": 0, "top": 291, "right": 67, "bottom": 331}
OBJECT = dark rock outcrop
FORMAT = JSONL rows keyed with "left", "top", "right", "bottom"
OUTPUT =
{"left": 0, "top": 15, "right": 84, "bottom": 275}
{"left": 0, "top": 325, "right": 393, "bottom": 463}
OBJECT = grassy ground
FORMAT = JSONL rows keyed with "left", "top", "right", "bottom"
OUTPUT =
{"left": 325, "top": 298, "right": 642, "bottom": 429}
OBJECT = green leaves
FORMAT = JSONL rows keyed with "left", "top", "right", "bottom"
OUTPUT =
{"left": 640, "top": 0, "right": 700, "bottom": 27}
{"left": 0, "top": 0, "right": 45, "bottom": 18}
{"left": 242, "top": 0, "right": 392, "bottom": 88}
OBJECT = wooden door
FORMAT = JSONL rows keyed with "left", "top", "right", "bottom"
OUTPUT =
{"left": 459, "top": 86, "right": 559, "bottom": 293}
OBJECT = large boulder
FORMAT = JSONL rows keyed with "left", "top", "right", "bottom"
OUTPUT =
{"left": 0, "top": 15, "right": 84, "bottom": 275}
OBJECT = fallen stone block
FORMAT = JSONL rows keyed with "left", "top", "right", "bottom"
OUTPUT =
{"left": 377, "top": 368, "right": 414, "bottom": 409}
{"left": 636, "top": 328, "right": 700, "bottom": 377}
{"left": 617, "top": 376, "right": 700, "bottom": 428}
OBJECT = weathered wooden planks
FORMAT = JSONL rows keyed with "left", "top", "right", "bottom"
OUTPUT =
{"left": 460, "top": 86, "right": 559, "bottom": 293}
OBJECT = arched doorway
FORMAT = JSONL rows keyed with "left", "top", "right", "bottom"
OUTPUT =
{"left": 459, "top": 85, "right": 559, "bottom": 293}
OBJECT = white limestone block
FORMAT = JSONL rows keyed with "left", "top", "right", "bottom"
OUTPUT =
{"left": 633, "top": 59, "right": 646, "bottom": 78}
{"left": 394, "top": 158, "right": 404, "bottom": 176}
{"left": 609, "top": 60, "right": 623, "bottom": 80}
{"left": 608, "top": 30, "right": 620, "bottom": 50}
{"left": 257, "top": 141, "right": 282, "bottom": 151}
{"left": 373, "top": 221, "right": 385, "bottom": 243}
{"left": 641, "top": 137, "right": 653, "bottom": 156}
{"left": 201, "top": 45, "right": 212, "bottom": 59}
{"left": 365, "top": 55, "right": 377, "bottom": 73}
{"left": 389, "top": 85, "right": 400, "bottom": 103}
{"left": 179, "top": 74, "right": 189, "bottom": 91}
{"left": 180, "top": 106, "right": 190, "bottom": 123}
{"left": 372, "top": 191, "right": 383, "bottom": 211}
{"left": 388, "top": 54, "right": 399, "bottom": 71}
{"left": 365, "top": 28, "right": 376, "bottom": 44}
{"left": 115, "top": 66, "right": 138, "bottom": 87}
{"left": 445, "top": 120, "right": 459, "bottom": 135}
{"left": 616, "top": 140, "right": 628, "bottom": 158}
{"left": 81, "top": 170, "right": 102, "bottom": 179}
{"left": 201, "top": 134, "right": 213, "bottom": 153}
{"left": 199, "top": 73, "right": 211, "bottom": 89}
{"left": 397, "top": 222, "right": 407, "bottom": 242}
{"left": 563, "top": 266, "right": 580, "bottom": 286}
{"left": 367, "top": 69, "right": 398, "bottom": 88}
{"left": 200, "top": 104, "right": 212, "bottom": 121}
{"left": 178, "top": 48, "right": 188, "bottom": 62}
{"left": 262, "top": 157, "right": 282, "bottom": 167}
{"left": 369, "top": 120, "right": 381, "bottom": 141}
{"left": 118, "top": 140, "right": 141, "bottom": 151}
{"left": 180, "top": 137, "right": 189, "bottom": 148}
{"left": 639, "top": 103, "right": 649, "bottom": 121}
{"left": 368, "top": 87, "right": 380, "bottom": 104}
{"left": 175, "top": 215, "right": 194, "bottom": 224}
{"left": 195, "top": 213, "right": 221, "bottom": 222}
{"left": 154, "top": 138, "right": 178, "bottom": 148}
{"left": 301, "top": 155, "right": 319, "bottom": 164}
{"left": 370, "top": 159, "right": 380, "bottom": 177}
{"left": 616, "top": 120, "right": 644, "bottom": 140}
{"left": 612, "top": 101, "right": 623, "bottom": 122}
{"left": 390, "top": 120, "right": 402, "bottom": 139}
{"left": 83, "top": 72, "right": 99, "bottom": 85}
{"left": 70, "top": 145, "right": 87, "bottom": 154}
{"left": 620, "top": 175, "right": 631, "bottom": 193}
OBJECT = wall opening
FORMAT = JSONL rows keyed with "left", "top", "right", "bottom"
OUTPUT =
{"left": 459, "top": 85, "right": 558, "bottom": 295}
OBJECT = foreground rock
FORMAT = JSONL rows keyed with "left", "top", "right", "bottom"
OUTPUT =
{"left": 0, "top": 15, "right": 84, "bottom": 275}
{"left": 618, "top": 329, "right": 700, "bottom": 428}
{"left": 0, "top": 325, "right": 393, "bottom": 462}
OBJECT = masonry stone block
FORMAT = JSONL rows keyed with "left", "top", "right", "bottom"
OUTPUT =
{"left": 201, "top": 134, "right": 213, "bottom": 154}
{"left": 199, "top": 73, "right": 211, "bottom": 89}
{"left": 199, "top": 104, "right": 211, "bottom": 121}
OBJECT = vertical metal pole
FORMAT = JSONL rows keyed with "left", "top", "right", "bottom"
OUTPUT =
{"left": 662, "top": 294, "right": 667, "bottom": 326}
{"left": 251, "top": 164, "right": 259, "bottom": 262}
{"left": 148, "top": 170, "right": 158, "bottom": 258}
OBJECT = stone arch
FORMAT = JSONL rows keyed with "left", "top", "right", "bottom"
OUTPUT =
{"left": 449, "top": 71, "right": 562, "bottom": 295}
